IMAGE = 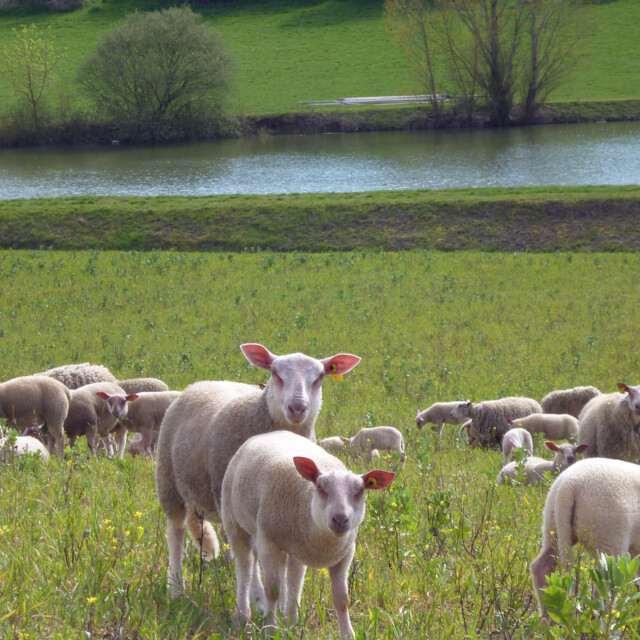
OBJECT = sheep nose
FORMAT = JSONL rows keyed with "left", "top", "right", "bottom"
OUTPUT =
{"left": 330, "top": 513, "right": 351, "bottom": 534}
{"left": 287, "top": 400, "right": 308, "bottom": 421}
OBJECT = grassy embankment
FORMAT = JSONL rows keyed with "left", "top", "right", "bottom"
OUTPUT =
{"left": 1, "top": 249, "right": 640, "bottom": 639}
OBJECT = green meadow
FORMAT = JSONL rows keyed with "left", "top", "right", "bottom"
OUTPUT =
{"left": 2, "top": 248, "right": 640, "bottom": 638}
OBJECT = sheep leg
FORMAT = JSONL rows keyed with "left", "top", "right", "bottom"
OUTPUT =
{"left": 185, "top": 504, "right": 219, "bottom": 561}
{"left": 283, "top": 556, "right": 306, "bottom": 624}
{"left": 141, "top": 430, "right": 154, "bottom": 458}
{"left": 85, "top": 428, "right": 98, "bottom": 456}
{"left": 166, "top": 513, "right": 186, "bottom": 599}
{"left": 329, "top": 547, "right": 356, "bottom": 639}
{"left": 230, "top": 528, "right": 254, "bottom": 625}
{"left": 256, "top": 536, "right": 286, "bottom": 625}
{"left": 249, "top": 547, "right": 268, "bottom": 616}
{"left": 437, "top": 419, "right": 444, "bottom": 437}
{"left": 531, "top": 544, "right": 557, "bottom": 621}
{"left": 112, "top": 424, "right": 127, "bottom": 460}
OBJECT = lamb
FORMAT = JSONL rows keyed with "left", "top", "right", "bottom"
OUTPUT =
{"left": 117, "top": 390, "right": 181, "bottom": 457}
{"left": 0, "top": 434, "right": 50, "bottom": 463}
{"left": 348, "top": 426, "right": 405, "bottom": 464}
{"left": 496, "top": 441, "right": 587, "bottom": 486}
{"left": 35, "top": 362, "right": 117, "bottom": 390}
{"left": 154, "top": 343, "right": 361, "bottom": 598}
{"left": 500, "top": 427, "right": 533, "bottom": 465}
{"left": 221, "top": 430, "right": 394, "bottom": 638}
{"left": 507, "top": 413, "right": 579, "bottom": 441}
{"left": 540, "top": 385, "right": 601, "bottom": 418}
{"left": 117, "top": 377, "right": 169, "bottom": 394}
{"left": 0, "top": 375, "right": 71, "bottom": 458}
{"left": 531, "top": 457, "right": 640, "bottom": 621}
{"left": 319, "top": 436, "right": 350, "bottom": 455}
{"left": 450, "top": 396, "right": 542, "bottom": 448}
{"left": 577, "top": 382, "right": 640, "bottom": 463}
{"left": 415, "top": 401, "right": 465, "bottom": 436}
{"left": 64, "top": 381, "right": 134, "bottom": 458}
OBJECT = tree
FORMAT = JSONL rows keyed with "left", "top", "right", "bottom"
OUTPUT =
{"left": 77, "top": 6, "right": 234, "bottom": 141}
{"left": 0, "top": 24, "right": 65, "bottom": 130}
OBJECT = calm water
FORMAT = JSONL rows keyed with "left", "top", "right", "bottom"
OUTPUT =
{"left": 0, "top": 121, "right": 639, "bottom": 200}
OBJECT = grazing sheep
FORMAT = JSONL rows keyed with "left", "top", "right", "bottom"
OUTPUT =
{"left": 117, "top": 390, "right": 181, "bottom": 457}
{"left": 35, "top": 363, "right": 117, "bottom": 390}
{"left": 458, "top": 420, "right": 481, "bottom": 446}
{"left": 501, "top": 427, "right": 534, "bottom": 465}
{"left": 415, "top": 401, "right": 465, "bottom": 436}
{"left": 531, "top": 457, "right": 640, "bottom": 621}
{"left": 118, "top": 377, "right": 169, "bottom": 394}
{"left": 221, "top": 430, "right": 394, "bottom": 638}
{"left": 540, "top": 385, "right": 601, "bottom": 418}
{"left": 507, "top": 413, "right": 579, "bottom": 441}
{"left": 0, "top": 434, "right": 50, "bottom": 463}
{"left": 319, "top": 436, "right": 350, "bottom": 455}
{"left": 348, "top": 426, "right": 405, "bottom": 464}
{"left": 496, "top": 441, "right": 587, "bottom": 486}
{"left": 577, "top": 382, "right": 640, "bottom": 462}
{"left": 0, "top": 375, "right": 71, "bottom": 458}
{"left": 450, "top": 397, "right": 542, "bottom": 448}
{"left": 64, "top": 381, "right": 134, "bottom": 458}
{"left": 155, "top": 343, "right": 361, "bottom": 597}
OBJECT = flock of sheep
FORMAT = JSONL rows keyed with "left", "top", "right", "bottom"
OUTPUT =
{"left": 2, "top": 349, "right": 640, "bottom": 635}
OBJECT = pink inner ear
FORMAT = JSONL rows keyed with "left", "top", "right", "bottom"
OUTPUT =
{"left": 362, "top": 470, "right": 395, "bottom": 490}
{"left": 321, "top": 353, "right": 361, "bottom": 376}
{"left": 293, "top": 456, "right": 320, "bottom": 483}
{"left": 127, "top": 394, "right": 139, "bottom": 402}
{"left": 241, "top": 343, "right": 275, "bottom": 370}
{"left": 96, "top": 392, "right": 109, "bottom": 400}
{"left": 544, "top": 441, "right": 559, "bottom": 451}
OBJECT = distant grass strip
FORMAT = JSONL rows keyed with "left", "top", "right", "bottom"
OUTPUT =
{"left": 2, "top": 185, "right": 639, "bottom": 252}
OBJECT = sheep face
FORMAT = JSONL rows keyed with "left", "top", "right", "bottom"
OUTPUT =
{"left": 96, "top": 392, "right": 135, "bottom": 419}
{"left": 618, "top": 382, "right": 640, "bottom": 417}
{"left": 544, "top": 441, "right": 588, "bottom": 470}
{"left": 450, "top": 401, "right": 472, "bottom": 421}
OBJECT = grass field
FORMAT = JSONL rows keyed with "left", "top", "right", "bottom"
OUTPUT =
{"left": 1, "top": 248, "right": 640, "bottom": 638}
{"left": 0, "top": 0, "right": 639, "bottom": 116}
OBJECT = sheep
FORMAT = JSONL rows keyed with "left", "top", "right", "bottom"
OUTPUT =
{"left": 0, "top": 375, "right": 71, "bottom": 458}
{"left": 540, "top": 385, "right": 601, "bottom": 418}
{"left": 531, "top": 457, "right": 640, "bottom": 621}
{"left": 458, "top": 420, "right": 482, "bottom": 446}
{"left": 319, "top": 436, "right": 350, "bottom": 455}
{"left": 415, "top": 401, "right": 465, "bottom": 436}
{"left": 117, "top": 390, "right": 181, "bottom": 457}
{"left": 501, "top": 427, "right": 533, "bottom": 465}
{"left": 496, "top": 441, "right": 587, "bottom": 486}
{"left": 347, "top": 426, "right": 405, "bottom": 464}
{"left": 154, "top": 343, "right": 361, "bottom": 598}
{"left": 117, "top": 377, "right": 169, "bottom": 394}
{"left": 35, "top": 362, "right": 117, "bottom": 390}
{"left": 507, "top": 413, "right": 579, "bottom": 441}
{"left": 577, "top": 382, "right": 640, "bottom": 463}
{"left": 0, "top": 434, "right": 50, "bottom": 463}
{"left": 450, "top": 396, "right": 542, "bottom": 448}
{"left": 221, "top": 430, "right": 395, "bottom": 638}
{"left": 64, "top": 381, "right": 134, "bottom": 458}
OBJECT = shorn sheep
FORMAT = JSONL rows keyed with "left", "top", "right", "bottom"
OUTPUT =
{"left": 577, "top": 382, "right": 640, "bottom": 463}
{"left": 155, "top": 343, "right": 361, "bottom": 598}
{"left": 35, "top": 362, "right": 117, "bottom": 390}
{"left": 507, "top": 413, "right": 579, "bottom": 441}
{"left": 540, "top": 385, "right": 601, "bottom": 418}
{"left": 415, "top": 401, "right": 465, "bottom": 436}
{"left": 496, "top": 441, "right": 587, "bottom": 486}
{"left": 500, "top": 427, "right": 533, "bottom": 465}
{"left": 450, "top": 396, "right": 542, "bottom": 448}
{"left": 348, "top": 426, "right": 405, "bottom": 463}
{"left": 221, "top": 430, "right": 394, "bottom": 638}
{"left": 0, "top": 375, "right": 71, "bottom": 458}
{"left": 531, "top": 457, "right": 640, "bottom": 621}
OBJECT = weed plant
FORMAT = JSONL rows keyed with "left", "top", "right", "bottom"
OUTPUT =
{"left": 0, "top": 249, "right": 639, "bottom": 638}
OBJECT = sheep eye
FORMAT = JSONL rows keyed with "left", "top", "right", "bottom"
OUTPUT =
{"left": 355, "top": 489, "right": 364, "bottom": 500}
{"left": 272, "top": 373, "right": 284, "bottom": 384}
{"left": 317, "top": 487, "right": 328, "bottom": 500}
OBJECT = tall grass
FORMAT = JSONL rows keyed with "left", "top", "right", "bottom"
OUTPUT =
{"left": 1, "top": 248, "right": 640, "bottom": 638}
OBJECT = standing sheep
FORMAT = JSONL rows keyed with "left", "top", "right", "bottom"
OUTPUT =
{"left": 507, "top": 413, "right": 579, "bottom": 441}
{"left": 415, "top": 401, "right": 465, "bottom": 436}
{"left": 117, "top": 377, "right": 169, "bottom": 394}
{"left": 155, "top": 343, "right": 361, "bottom": 598}
{"left": 531, "top": 457, "right": 640, "bottom": 621}
{"left": 0, "top": 375, "right": 71, "bottom": 458}
{"left": 35, "top": 363, "right": 117, "bottom": 390}
{"left": 577, "top": 382, "right": 640, "bottom": 462}
{"left": 496, "top": 441, "right": 587, "bottom": 486}
{"left": 540, "top": 385, "right": 601, "bottom": 418}
{"left": 500, "top": 427, "right": 533, "bottom": 465}
{"left": 450, "top": 397, "right": 542, "bottom": 448}
{"left": 348, "top": 426, "right": 405, "bottom": 464}
{"left": 319, "top": 436, "right": 350, "bottom": 455}
{"left": 221, "top": 430, "right": 394, "bottom": 638}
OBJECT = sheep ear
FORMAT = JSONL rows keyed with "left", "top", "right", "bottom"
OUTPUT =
{"left": 96, "top": 391, "right": 109, "bottom": 400}
{"left": 575, "top": 444, "right": 588, "bottom": 453}
{"left": 127, "top": 394, "right": 139, "bottom": 402}
{"left": 362, "top": 470, "right": 395, "bottom": 490}
{"left": 618, "top": 382, "right": 630, "bottom": 393}
{"left": 293, "top": 456, "right": 320, "bottom": 484}
{"left": 340, "top": 437, "right": 350, "bottom": 445}
{"left": 241, "top": 344, "right": 276, "bottom": 370}
{"left": 321, "top": 354, "right": 361, "bottom": 376}
{"left": 544, "top": 441, "right": 559, "bottom": 451}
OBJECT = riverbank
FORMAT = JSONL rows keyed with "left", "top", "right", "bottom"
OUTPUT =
{"left": 2, "top": 186, "right": 639, "bottom": 252}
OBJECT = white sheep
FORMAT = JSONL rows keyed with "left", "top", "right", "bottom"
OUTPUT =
{"left": 154, "top": 343, "right": 361, "bottom": 598}
{"left": 0, "top": 375, "right": 71, "bottom": 458}
{"left": 0, "top": 434, "right": 50, "bottom": 463}
{"left": 117, "top": 390, "right": 181, "bottom": 457}
{"left": 319, "top": 436, "right": 350, "bottom": 455}
{"left": 221, "top": 430, "right": 395, "bottom": 638}
{"left": 35, "top": 362, "right": 117, "bottom": 389}
{"left": 64, "top": 381, "right": 134, "bottom": 458}
{"left": 531, "top": 457, "right": 640, "bottom": 621}
{"left": 507, "top": 413, "right": 579, "bottom": 441}
{"left": 500, "top": 427, "right": 533, "bottom": 465}
{"left": 577, "top": 382, "right": 640, "bottom": 463}
{"left": 496, "top": 441, "right": 587, "bottom": 486}
{"left": 348, "top": 426, "right": 405, "bottom": 464}
{"left": 540, "top": 385, "right": 601, "bottom": 418}
{"left": 450, "top": 396, "right": 542, "bottom": 448}
{"left": 117, "top": 377, "right": 169, "bottom": 394}
{"left": 415, "top": 401, "right": 465, "bottom": 436}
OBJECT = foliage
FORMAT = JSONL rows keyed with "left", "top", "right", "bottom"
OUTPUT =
{"left": 76, "top": 6, "right": 235, "bottom": 142}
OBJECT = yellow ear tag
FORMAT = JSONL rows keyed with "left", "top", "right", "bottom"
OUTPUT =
{"left": 330, "top": 374, "right": 344, "bottom": 381}
{"left": 366, "top": 477, "right": 378, "bottom": 488}
{"left": 328, "top": 363, "right": 343, "bottom": 381}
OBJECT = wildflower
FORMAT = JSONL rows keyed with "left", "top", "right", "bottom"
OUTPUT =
{"left": 87, "top": 596, "right": 98, "bottom": 604}
{"left": 134, "top": 511, "right": 143, "bottom": 519}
